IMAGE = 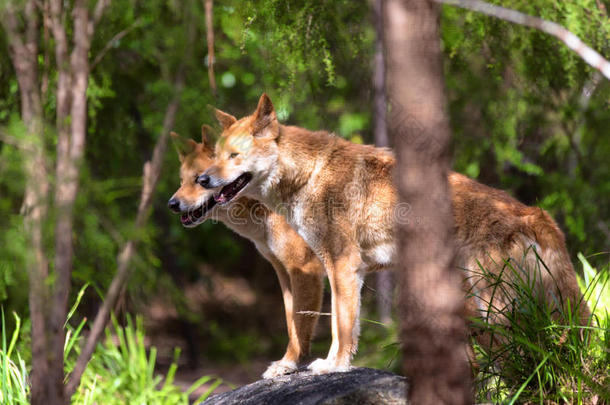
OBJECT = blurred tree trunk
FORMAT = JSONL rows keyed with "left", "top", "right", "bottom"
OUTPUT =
{"left": 1, "top": 1, "right": 109, "bottom": 403}
{"left": 372, "top": 0, "right": 393, "bottom": 324}
{"left": 383, "top": 0, "right": 472, "bottom": 403}
{"left": 1, "top": 1, "right": 51, "bottom": 403}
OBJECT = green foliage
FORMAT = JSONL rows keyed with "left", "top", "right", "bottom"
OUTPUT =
{"left": 239, "top": 0, "right": 366, "bottom": 87}
{"left": 0, "top": 310, "right": 28, "bottom": 405}
{"left": 1, "top": 285, "right": 221, "bottom": 404}
{"left": 354, "top": 253, "right": 610, "bottom": 403}
{"left": 442, "top": 0, "right": 610, "bottom": 256}
{"left": 468, "top": 253, "right": 610, "bottom": 403}
{"left": 218, "top": 0, "right": 374, "bottom": 136}
{"left": 353, "top": 318, "right": 401, "bottom": 374}
{"left": 0, "top": 118, "right": 29, "bottom": 334}
{"left": 1, "top": 0, "right": 610, "bottom": 400}
{"left": 577, "top": 253, "right": 610, "bottom": 324}
{"left": 71, "top": 315, "right": 221, "bottom": 405}
{"left": 205, "top": 320, "right": 265, "bottom": 364}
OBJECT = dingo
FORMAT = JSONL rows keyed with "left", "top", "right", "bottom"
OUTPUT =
{"left": 168, "top": 127, "right": 325, "bottom": 378}
{"left": 199, "top": 94, "right": 589, "bottom": 374}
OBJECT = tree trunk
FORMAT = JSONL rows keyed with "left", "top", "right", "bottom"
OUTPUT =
{"left": 49, "top": 3, "right": 92, "bottom": 401}
{"left": 2, "top": 1, "right": 109, "bottom": 403}
{"left": 0, "top": 2, "right": 55, "bottom": 403}
{"left": 383, "top": 0, "right": 472, "bottom": 404}
{"left": 372, "top": 0, "right": 393, "bottom": 324}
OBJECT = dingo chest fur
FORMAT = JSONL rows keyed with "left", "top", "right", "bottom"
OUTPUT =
{"left": 200, "top": 94, "right": 589, "bottom": 374}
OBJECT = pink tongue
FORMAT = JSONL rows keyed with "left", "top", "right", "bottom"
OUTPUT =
{"left": 180, "top": 214, "right": 189, "bottom": 223}
{"left": 215, "top": 194, "right": 227, "bottom": 203}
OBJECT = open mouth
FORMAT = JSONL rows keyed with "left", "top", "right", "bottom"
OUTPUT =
{"left": 180, "top": 196, "right": 216, "bottom": 226}
{"left": 214, "top": 173, "right": 252, "bottom": 205}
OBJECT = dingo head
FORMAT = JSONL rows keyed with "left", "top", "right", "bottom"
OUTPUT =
{"left": 168, "top": 126, "right": 219, "bottom": 227}
{"left": 198, "top": 93, "right": 280, "bottom": 205}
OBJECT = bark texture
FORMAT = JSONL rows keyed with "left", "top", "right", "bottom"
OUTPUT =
{"left": 383, "top": 0, "right": 472, "bottom": 403}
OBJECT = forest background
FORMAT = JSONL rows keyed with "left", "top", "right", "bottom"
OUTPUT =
{"left": 0, "top": 0, "right": 609, "bottom": 403}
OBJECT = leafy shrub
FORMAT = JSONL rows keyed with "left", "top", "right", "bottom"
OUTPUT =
{"left": 1, "top": 285, "right": 223, "bottom": 404}
{"left": 470, "top": 253, "right": 610, "bottom": 404}
{"left": 354, "top": 252, "right": 609, "bottom": 404}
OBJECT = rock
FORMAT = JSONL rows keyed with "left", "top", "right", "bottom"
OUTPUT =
{"left": 201, "top": 367, "right": 408, "bottom": 405}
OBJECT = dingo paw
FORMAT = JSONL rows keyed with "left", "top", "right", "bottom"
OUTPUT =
{"left": 307, "top": 358, "right": 351, "bottom": 374}
{"left": 262, "top": 360, "right": 297, "bottom": 379}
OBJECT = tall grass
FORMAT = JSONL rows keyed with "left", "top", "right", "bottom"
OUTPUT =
{"left": 355, "top": 251, "right": 609, "bottom": 404}
{"left": 469, "top": 253, "right": 610, "bottom": 404}
{"left": 1, "top": 284, "right": 223, "bottom": 404}
{"left": 0, "top": 310, "right": 28, "bottom": 404}
{"left": 70, "top": 315, "right": 222, "bottom": 405}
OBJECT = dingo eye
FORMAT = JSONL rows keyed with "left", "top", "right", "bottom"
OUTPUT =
{"left": 229, "top": 152, "right": 239, "bottom": 159}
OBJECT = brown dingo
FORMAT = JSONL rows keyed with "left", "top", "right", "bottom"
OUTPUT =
{"left": 168, "top": 127, "right": 325, "bottom": 378}
{"left": 199, "top": 94, "right": 589, "bottom": 374}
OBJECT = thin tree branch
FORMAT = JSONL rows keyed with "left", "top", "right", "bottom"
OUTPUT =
{"left": 204, "top": 0, "right": 217, "bottom": 96}
{"left": 89, "top": 0, "right": 111, "bottom": 35}
{"left": 1, "top": 5, "right": 26, "bottom": 51}
{"left": 435, "top": 0, "right": 610, "bottom": 81}
{"left": 0, "top": 129, "right": 35, "bottom": 151}
{"left": 51, "top": 0, "right": 91, "bottom": 359}
{"left": 595, "top": 0, "right": 607, "bottom": 16}
{"left": 568, "top": 72, "right": 602, "bottom": 175}
{"left": 1, "top": 3, "right": 41, "bottom": 121}
{"left": 90, "top": 22, "right": 139, "bottom": 70}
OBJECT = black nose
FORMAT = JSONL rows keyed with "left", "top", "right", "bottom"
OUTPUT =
{"left": 197, "top": 174, "right": 210, "bottom": 188}
{"left": 168, "top": 197, "right": 180, "bottom": 213}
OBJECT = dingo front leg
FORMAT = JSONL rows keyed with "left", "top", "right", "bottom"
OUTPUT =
{"left": 262, "top": 255, "right": 324, "bottom": 379}
{"left": 262, "top": 255, "right": 299, "bottom": 378}
{"left": 308, "top": 250, "right": 363, "bottom": 374}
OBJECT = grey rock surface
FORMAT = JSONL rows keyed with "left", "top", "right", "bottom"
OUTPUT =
{"left": 201, "top": 367, "right": 408, "bottom": 405}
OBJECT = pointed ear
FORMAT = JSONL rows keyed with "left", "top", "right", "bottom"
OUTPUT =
{"left": 252, "top": 93, "right": 277, "bottom": 136}
{"left": 201, "top": 124, "right": 215, "bottom": 149}
{"left": 171, "top": 132, "right": 197, "bottom": 161}
{"left": 213, "top": 108, "right": 237, "bottom": 130}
